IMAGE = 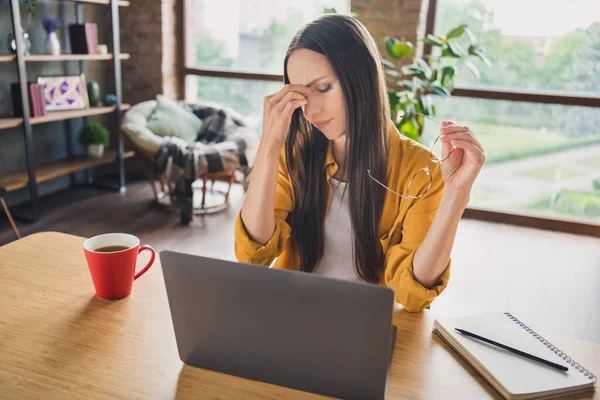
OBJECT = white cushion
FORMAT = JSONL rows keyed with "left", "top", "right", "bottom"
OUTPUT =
{"left": 120, "top": 100, "right": 163, "bottom": 155}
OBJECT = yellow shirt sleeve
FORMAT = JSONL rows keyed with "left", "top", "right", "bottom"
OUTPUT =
{"left": 234, "top": 148, "right": 294, "bottom": 266}
{"left": 383, "top": 158, "right": 451, "bottom": 313}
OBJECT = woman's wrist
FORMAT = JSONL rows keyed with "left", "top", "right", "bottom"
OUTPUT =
{"left": 259, "top": 139, "right": 284, "bottom": 158}
{"left": 440, "top": 186, "right": 471, "bottom": 212}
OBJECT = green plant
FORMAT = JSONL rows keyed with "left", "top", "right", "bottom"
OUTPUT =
{"left": 593, "top": 178, "right": 600, "bottom": 192}
{"left": 78, "top": 123, "right": 109, "bottom": 147}
{"left": 382, "top": 24, "right": 491, "bottom": 141}
{"left": 23, "top": 0, "right": 37, "bottom": 14}
{"left": 2, "top": 0, "right": 38, "bottom": 15}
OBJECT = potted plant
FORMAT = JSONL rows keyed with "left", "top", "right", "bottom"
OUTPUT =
{"left": 382, "top": 24, "right": 491, "bottom": 142}
{"left": 78, "top": 123, "right": 109, "bottom": 159}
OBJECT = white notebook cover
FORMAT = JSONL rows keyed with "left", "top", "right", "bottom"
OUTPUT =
{"left": 433, "top": 312, "right": 597, "bottom": 399}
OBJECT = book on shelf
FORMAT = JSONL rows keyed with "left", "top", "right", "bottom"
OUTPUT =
{"left": 68, "top": 23, "right": 98, "bottom": 55}
{"left": 11, "top": 82, "right": 46, "bottom": 118}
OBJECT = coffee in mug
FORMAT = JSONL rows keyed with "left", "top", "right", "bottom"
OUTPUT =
{"left": 83, "top": 233, "right": 155, "bottom": 300}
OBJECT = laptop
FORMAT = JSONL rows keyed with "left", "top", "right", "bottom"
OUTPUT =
{"left": 160, "top": 251, "right": 398, "bottom": 400}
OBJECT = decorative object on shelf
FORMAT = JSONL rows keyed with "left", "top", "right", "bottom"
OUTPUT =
{"left": 37, "top": 74, "right": 88, "bottom": 111}
{"left": 7, "top": 31, "right": 32, "bottom": 55}
{"left": 97, "top": 44, "right": 108, "bottom": 55}
{"left": 78, "top": 122, "right": 109, "bottom": 159}
{"left": 68, "top": 23, "right": 98, "bottom": 55}
{"left": 104, "top": 93, "right": 118, "bottom": 106}
{"left": 42, "top": 14, "right": 62, "bottom": 56}
{"left": 10, "top": 82, "right": 46, "bottom": 117}
{"left": 87, "top": 80, "right": 100, "bottom": 107}
{"left": 79, "top": 73, "right": 91, "bottom": 108}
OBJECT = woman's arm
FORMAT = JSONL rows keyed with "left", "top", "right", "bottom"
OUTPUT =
{"left": 412, "top": 120, "right": 485, "bottom": 288}
{"left": 240, "top": 145, "right": 283, "bottom": 244}
{"left": 412, "top": 189, "right": 468, "bottom": 288}
{"left": 240, "top": 84, "right": 309, "bottom": 244}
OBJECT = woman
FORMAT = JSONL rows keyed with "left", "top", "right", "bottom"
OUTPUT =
{"left": 234, "top": 14, "right": 485, "bottom": 312}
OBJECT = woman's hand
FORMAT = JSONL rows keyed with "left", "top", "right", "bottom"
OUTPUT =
{"left": 438, "top": 120, "right": 485, "bottom": 200}
{"left": 260, "top": 84, "right": 310, "bottom": 152}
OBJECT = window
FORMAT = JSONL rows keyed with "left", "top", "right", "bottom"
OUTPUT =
{"left": 432, "top": 0, "right": 600, "bottom": 227}
{"left": 183, "top": 0, "right": 350, "bottom": 127}
{"left": 434, "top": 0, "right": 600, "bottom": 95}
{"left": 422, "top": 98, "right": 600, "bottom": 224}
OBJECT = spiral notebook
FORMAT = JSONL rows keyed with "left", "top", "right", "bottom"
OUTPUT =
{"left": 433, "top": 312, "right": 597, "bottom": 400}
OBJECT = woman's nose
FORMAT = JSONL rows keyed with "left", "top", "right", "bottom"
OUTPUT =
{"left": 303, "top": 98, "right": 322, "bottom": 120}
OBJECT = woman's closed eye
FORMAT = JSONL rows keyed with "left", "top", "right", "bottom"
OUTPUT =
{"left": 318, "top": 84, "right": 332, "bottom": 93}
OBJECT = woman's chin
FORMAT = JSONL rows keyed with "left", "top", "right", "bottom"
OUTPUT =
{"left": 322, "top": 130, "right": 346, "bottom": 141}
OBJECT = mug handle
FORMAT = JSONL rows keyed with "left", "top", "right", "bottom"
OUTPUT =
{"left": 134, "top": 245, "right": 156, "bottom": 280}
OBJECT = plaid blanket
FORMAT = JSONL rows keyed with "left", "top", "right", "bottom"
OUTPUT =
{"left": 155, "top": 103, "right": 258, "bottom": 223}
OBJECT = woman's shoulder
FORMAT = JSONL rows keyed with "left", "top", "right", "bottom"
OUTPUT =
{"left": 387, "top": 121, "right": 434, "bottom": 171}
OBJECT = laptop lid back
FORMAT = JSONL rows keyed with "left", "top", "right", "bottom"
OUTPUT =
{"left": 161, "top": 251, "right": 395, "bottom": 400}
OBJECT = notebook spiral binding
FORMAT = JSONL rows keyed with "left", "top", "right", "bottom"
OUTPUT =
{"left": 504, "top": 312, "right": 597, "bottom": 381}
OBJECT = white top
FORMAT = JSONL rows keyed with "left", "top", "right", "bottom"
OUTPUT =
{"left": 314, "top": 177, "right": 361, "bottom": 281}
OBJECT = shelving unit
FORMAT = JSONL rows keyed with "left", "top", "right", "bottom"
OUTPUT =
{"left": 3, "top": 0, "right": 131, "bottom": 222}
{"left": 0, "top": 150, "right": 135, "bottom": 192}
{"left": 25, "top": 53, "right": 130, "bottom": 61}
{"left": 0, "top": 54, "right": 130, "bottom": 62}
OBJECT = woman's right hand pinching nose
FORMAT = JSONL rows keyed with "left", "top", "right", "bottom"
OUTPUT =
{"left": 261, "top": 84, "right": 311, "bottom": 151}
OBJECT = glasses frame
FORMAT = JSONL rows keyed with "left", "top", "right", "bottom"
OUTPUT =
{"left": 367, "top": 112, "right": 455, "bottom": 200}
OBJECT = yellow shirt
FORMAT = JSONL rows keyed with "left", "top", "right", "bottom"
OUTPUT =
{"left": 234, "top": 120, "right": 451, "bottom": 312}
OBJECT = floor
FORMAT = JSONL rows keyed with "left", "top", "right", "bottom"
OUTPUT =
{"left": 1, "top": 178, "right": 599, "bottom": 344}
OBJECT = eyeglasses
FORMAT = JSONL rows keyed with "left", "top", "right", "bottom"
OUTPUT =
{"left": 367, "top": 112, "right": 455, "bottom": 199}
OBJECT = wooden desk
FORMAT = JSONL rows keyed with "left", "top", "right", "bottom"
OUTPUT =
{"left": 1, "top": 232, "right": 598, "bottom": 399}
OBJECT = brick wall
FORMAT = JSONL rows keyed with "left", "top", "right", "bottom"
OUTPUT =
{"left": 351, "top": 0, "right": 429, "bottom": 63}
{"left": 121, "top": 0, "right": 180, "bottom": 105}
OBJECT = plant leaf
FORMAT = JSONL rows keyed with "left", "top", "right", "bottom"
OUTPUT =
{"left": 398, "top": 116, "right": 420, "bottom": 142}
{"left": 397, "top": 80, "right": 414, "bottom": 91}
{"left": 388, "top": 91, "right": 401, "bottom": 111}
{"left": 473, "top": 49, "right": 492, "bottom": 67}
{"left": 463, "top": 26, "right": 478, "bottom": 45}
{"left": 424, "top": 34, "right": 444, "bottom": 47}
{"left": 446, "top": 42, "right": 464, "bottom": 57}
{"left": 381, "top": 58, "right": 396, "bottom": 68}
{"left": 440, "top": 66, "right": 456, "bottom": 86}
{"left": 385, "top": 37, "right": 414, "bottom": 59}
{"left": 385, "top": 37, "right": 401, "bottom": 59}
{"left": 385, "top": 69, "right": 401, "bottom": 77}
{"left": 463, "top": 59, "right": 481, "bottom": 79}
{"left": 415, "top": 58, "right": 432, "bottom": 80}
{"left": 430, "top": 83, "right": 451, "bottom": 97}
{"left": 446, "top": 24, "right": 467, "bottom": 39}
{"left": 421, "top": 95, "right": 433, "bottom": 116}
{"left": 401, "top": 65, "right": 426, "bottom": 79}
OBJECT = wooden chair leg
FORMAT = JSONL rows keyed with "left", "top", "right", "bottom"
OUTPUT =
{"left": 201, "top": 176, "right": 208, "bottom": 210}
{"left": 146, "top": 166, "right": 159, "bottom": 202}
{"left": 224, "top": 172, "right": 236, "bottom": 205}
{"left": 1, "top": 197, "right": 21, "bottom": 240}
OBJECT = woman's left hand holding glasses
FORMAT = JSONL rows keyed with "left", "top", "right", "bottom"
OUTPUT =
{"left": 438, "top": 120, "right": 485, "bottom": 201}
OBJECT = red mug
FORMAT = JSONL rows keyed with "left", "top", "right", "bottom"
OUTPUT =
{"left": 83, "top": 233, "right": 155, "bottom": 300}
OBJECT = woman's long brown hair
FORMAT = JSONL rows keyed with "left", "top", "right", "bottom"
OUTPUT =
{"left": 283, "top": 14, "right": 390, "bottom": 283}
